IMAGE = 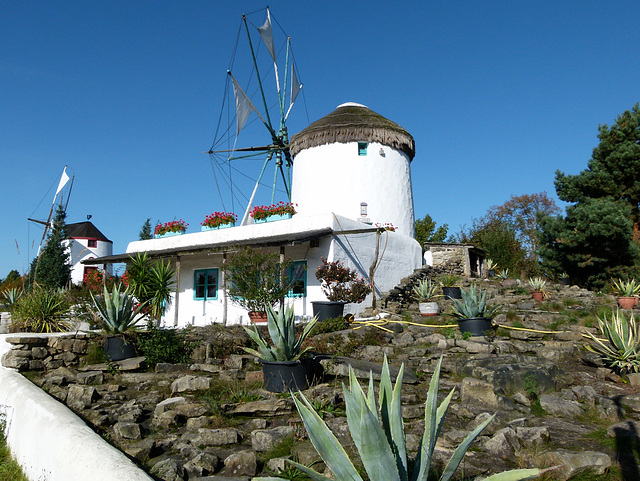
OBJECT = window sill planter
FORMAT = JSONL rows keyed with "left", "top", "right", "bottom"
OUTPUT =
{"left": 457, "top": 317, "right": 494, "bottom": 337}
{"left": 261, "top": 359, "right": 310, "bottom": 393}
{"left": 311, "top": 301, "right": 345, "bottom": 322}
{"left": 254, "top": 213, "right": 292, "bottom": 224}
{"left": 201, "top": 223, "right": 235, "bottom": 231}
{"left": 154, "top": 231, "right": 184, "bottom": 239}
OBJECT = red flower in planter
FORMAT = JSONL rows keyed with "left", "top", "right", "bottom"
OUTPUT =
{"left": 201, "top": 211, "right": 237, "bottom": 228}
{"left": 250, "top": 202, "right": 297, "bottom": 221}
{"left": 154, "top": 219, "right": 188, "bottom": 235}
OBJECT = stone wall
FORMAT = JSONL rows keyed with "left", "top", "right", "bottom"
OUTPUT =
{"left": 1, "top": 333, "right": 97, "bottom": 371}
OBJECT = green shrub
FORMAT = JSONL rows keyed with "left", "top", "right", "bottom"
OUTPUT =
{"left": 137, "top": 327, "right": 195, "bottom": 367}
{"left": 11, "top": 286, "right": 71, "bottom": 332}
{"left": 311, "top": 316, "right": 350, "bottom": 335}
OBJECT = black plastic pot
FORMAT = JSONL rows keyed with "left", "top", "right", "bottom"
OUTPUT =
{"left": 457, "top": 317, "right": 493, "bottom": 336}
{"left": 261, "top": 359, "right": 310, "bottom": 393}
{"left": 442, "top": 287, "right": 462, "bottom": 300}
{"left": 103, "top": 335, "right": 137, "bottom": 361}
{"left": 311, "top": 301, "right": 345, "bottom": 322}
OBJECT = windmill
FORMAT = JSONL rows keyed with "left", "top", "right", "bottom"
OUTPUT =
{"left": 207, "top": 7, "right": 304, "bottom": 225}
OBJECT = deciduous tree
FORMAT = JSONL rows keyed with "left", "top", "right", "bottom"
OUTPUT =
{"left": 414, "top": 214, "right": 448, "bottom": 249}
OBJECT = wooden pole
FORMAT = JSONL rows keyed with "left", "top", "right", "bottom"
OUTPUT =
{"left": 174, "top": 256, "right": 181, "bottom": 327}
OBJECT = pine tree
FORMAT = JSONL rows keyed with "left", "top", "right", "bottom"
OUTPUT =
{"left": 540, "top": 104, "right": 640, "bottom": 287}
{"left": 139, "top": 218, "right": 152, "bottom": 240}
{"left": 29, "top": 204, "right": 71, "bottom": 288}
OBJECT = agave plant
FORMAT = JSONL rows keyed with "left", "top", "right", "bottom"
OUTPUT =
{"left": 412, "top": 278, "right": 441, "bottom": 302}
{"left": 528, "top": 277, "right": 547, "bottom": 291}
{"left": 243, "top": 304, "right": 318, "bottom": 361}
{"left": 450, "top": 284, "right": 500, "bottom": 320}
{"left": 264, "top": 356, "right": 540, "bottom": 481}
{"left": 496, "top": 268, "right": 509, "bottom": 280}
{"left": 1, "top": 287, "right": 23, "bottom": 309}
{"left": 585, "top": 309, "right": 640, "bottom": 373}
{"left": 486, "top": 259, "right": 498, "bottom": 271}
{"left": 91, "top": 284, "right": 147, "bottom": 334}
{"left": 611, "top": 278, "right": 640, "bottom": 297}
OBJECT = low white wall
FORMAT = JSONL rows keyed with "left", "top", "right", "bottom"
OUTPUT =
{"left": 0, "top": 335, "right": 153, "bottom": 481}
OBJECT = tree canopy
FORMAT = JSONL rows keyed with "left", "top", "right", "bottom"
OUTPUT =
{"left": 414, "top": 214, "right": 448, "bottom": 249}
{"left": 139, "top": 218, "right": 152, "bottom": 240}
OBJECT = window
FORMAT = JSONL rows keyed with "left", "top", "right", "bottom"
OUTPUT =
{"left": 194, "top": 269, "right": 218, "bottom": 300}
{"left": 87, "top": 239, "right": 97, "bottom": 248}
{"left": 358, "top": 142, "right": 368, "bottom": 156}
{"left": 287, "top": 261, "right": 307, "bottom": 297}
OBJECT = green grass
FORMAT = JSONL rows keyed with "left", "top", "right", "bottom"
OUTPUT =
{"left": 0, "top": 414, "right": 29, "bottom": 481}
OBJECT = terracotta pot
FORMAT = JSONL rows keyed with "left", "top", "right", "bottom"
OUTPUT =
{"left": 418, "top": 301, "right": 440, "bottom": 316}
{"left": 617, "top": 297, "right": 638, "bottom": 310}
{"left": 248, "top": 311, "right": 268, "bottom": 323}
{"left": 532, "top": 291, "right": 544, "bottom": 302}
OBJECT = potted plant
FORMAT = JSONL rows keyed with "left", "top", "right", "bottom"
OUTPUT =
{"left": 154, "top": 219, "right": 188, "bottom": 238}
{"left": 313, "top": 258, "right": 372, "bottom": 321}
{"left": 201, "top": 211, "right": 237, "bottom": 231}
{"left": 287, "top": 356, "right": 541, "bottom": 481}
{"left": 486, "top": 259, "right": 497, "bottom": 277}
{"left": 412, "top": 278, "right": 441, "bottom": 316}
{"left": 250, "top": 201, "right": 297, "bottom": 223}
{"left": 559, "top": 272, "right": 570, "bottom": 286}
{"left": 450, "top": 284, "right": 500, "bottom": 336}
{"left": 225, "top": 247, "right": 292, "bottom": 322}
{"left": 439, "top": 274, "right": 461, "bottom": 300}
{"left": 90, "top": 284, "right": 147, "bottom": 361}
{"left": 528, "top": 277, "right": 548, "bottom": 302}
{"left": 611, "top": 278, "right": 640, "bottom": 310}
{"left": 243, "top": 304, "right": 318, "bottom": 392}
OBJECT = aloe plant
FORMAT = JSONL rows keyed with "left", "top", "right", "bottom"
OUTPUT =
{"left": 271, "top": 356, "right": 540, "bottom": 481}
{"left": 611, "top": 278, "right": 640, "bottom": 297}
{"left": 243, "top": 304, "right": 318, "bottom": 361}
{"left": 412, "top": 278, "right": 441, "bottom": 302}
{"left": 450, "top": 284, "right": 500, "bottom": 320}
{"left": 585, "top": 309, "right": 640, "bottom": 373}
{"left": 91, "top": 284, "right": 147, "bottom": 334}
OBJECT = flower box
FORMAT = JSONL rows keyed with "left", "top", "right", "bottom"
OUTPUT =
{"left": 154, "top": 231, "right": 184, "bottom": 239}
{"left": 201, "top": 223, "right": 235, "bottom": 231}
{"left": 250, "top": 202, "right": 297, "bottom": 222}
{"left": 201, "top": 212, "right": 237, "bottom": 230}
{"left": 254, "top": 213, "right": 292, "bottom": 224}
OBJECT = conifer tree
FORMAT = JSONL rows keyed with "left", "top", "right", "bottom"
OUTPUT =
{"left": 29, "top": 204, "right": 71, "bottom": 288}
{"left": 139, "top": 218, "right": 152, "bottom": 240}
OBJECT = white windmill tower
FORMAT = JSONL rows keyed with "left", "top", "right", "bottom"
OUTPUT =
{"left": 289, "top": 103, "right": 416, "bottom": 237}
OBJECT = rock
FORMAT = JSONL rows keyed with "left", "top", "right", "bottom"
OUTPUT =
{"left": 460, "top": 378, "right": 498, "bottom": 409}
{"left": 319, "top": 356, "right": 418, "bottom": 384}
{"left": 123, "top": 438, "right": 155, "bottom": 459}
{"left": 150, "top": 457, "right": 186, "bottom": 481}
{"left": 113, "top": 422, "right": 141, "bottom": 440}
{"left": 619, "top": 394, "right": 640, "bottom": 414}
{"left": 183, "top": 452, "right": 219, "bottom": 478}
{"left": 482, "top": 427, "right": 518, "bottom": 459}
{"left": 222, "top": 450, "right": 258, "bottom": 477}
{"left": 155, "top": 363, "right": 190, "bottom": 373}
{"left": 155, "top": 396, "right": 187, "bottom": 416}
{"left": 539, "top": 394, "right": 583, "bottom": 417}
{"left": 66, "top": 385, "right": 98, "bottom": 410}
{"left": 175, "top": 402, "right": 209, "bottom": 418}
{"left": 226, "top": 398, "right": 295, "bottom": 416}
{"left": 115, "top": 356, "right": 146, "bottom": 371}
{"left": 540, "top": 449, "right": 611, "bottom": 480}
{"left": 76, "top": 371, "right": 104, "bottom": 385}
{"left": 515, "top": 426, "right": 549, "bottom": 448}
{"left": 185, "top": 428, "right": 240, "bottom": 446}
{"left": 171, "top": 375, "right": 211, "bottom": 393}
{"left": 251, "top": 426, "right": 294, "bottom": 452}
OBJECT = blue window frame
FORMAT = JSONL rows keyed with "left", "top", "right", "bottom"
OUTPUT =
{"left": 287, "top": 261, "right": 307, "bottom": 298}
{"left": 194, "top": 268, "right": 218, "bottom": 300}
{"left": 358, "top": 142, "right": 368, "bottom": 156}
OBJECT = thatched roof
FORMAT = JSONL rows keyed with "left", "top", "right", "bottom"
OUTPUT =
{"left": 290, "top": 103, "right": 415, "bottom": 160}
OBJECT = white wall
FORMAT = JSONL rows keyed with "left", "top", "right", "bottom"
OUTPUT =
{"left": 291, "top": 141, "right": 416, "bottom": 238}
{"left": 0, "top": 334, "right": 153, "bottom": 481}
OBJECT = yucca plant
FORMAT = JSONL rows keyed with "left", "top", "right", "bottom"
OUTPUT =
{"left": 11, "top": 286, "right": 71, "bottom": 333}
{"left": 262, "top": 356, "right": 540, "bottom": 481}
{"left": 611, "top": 278, "right": 640, "bottom": 297}
{"left": 585, "top": 309, "right": 640, "bottom": 374}
{"left": 450, "top": 284, "right": 500, "bottom": 320}
{"left": 412, "top": 279, "right": 441, "bottom": 302}
{"left": 497, "top": 268, "right": 509, "bottom": 280}
{"left": 243, "top": 304, "right": 318, "bottom": 361}
{"left": 91, "top": 284, "right": 147, "bottom": 334}
{"left": 528, "top": 277, "right": 547, "bottom": 291}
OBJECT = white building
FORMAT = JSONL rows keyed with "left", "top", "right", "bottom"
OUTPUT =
{"left": 86, "top": 103, "right": 422, "bottom": 327}
{"left": 66, "top": 222, "right": 113, "bottom": 285}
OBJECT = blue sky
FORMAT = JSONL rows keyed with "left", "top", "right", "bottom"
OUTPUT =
{"left": 2, "top": 1, "right": 640, "bottom": 278}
